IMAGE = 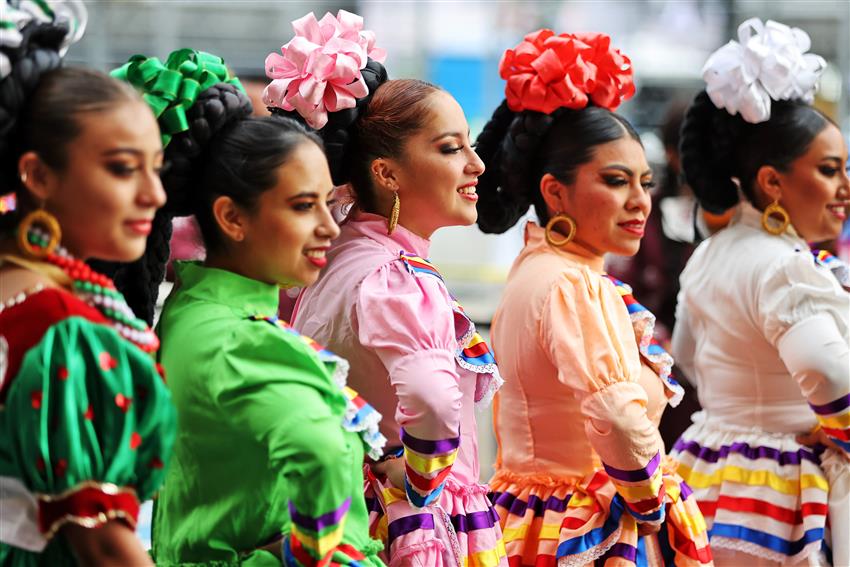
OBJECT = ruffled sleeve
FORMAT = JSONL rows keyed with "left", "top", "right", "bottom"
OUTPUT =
{"left": 208, "top": 320, "right": 358, "bottom": 566}
{"left": 758, "top": 252, "right": 850, "bottom": 453}
{"left": 539, "top": 266, "right": 666, "bottom": 523}
{"left": 356, "top": 261, "right": 462, "bottom": 508}
{"left": 4, "top": 316, "right": 175, "bottom": 543}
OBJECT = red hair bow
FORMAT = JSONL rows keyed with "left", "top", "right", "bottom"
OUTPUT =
{"left": 500, "top": 29, "right": 635, "bottom": 114}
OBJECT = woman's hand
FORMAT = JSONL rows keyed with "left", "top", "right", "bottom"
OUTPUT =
{"left": 64, "top": 520, "right": 154, "bottom": 567}
{"left": 796, "top": 427, "right": 850, "bottom": 462}
{"left": 370, "top": 456, "right": 406, "bottom": 490}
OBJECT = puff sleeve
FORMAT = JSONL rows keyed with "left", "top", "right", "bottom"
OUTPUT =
{"left": 356, "top": 261, "right": 463, "bottom": 508}
{"left": 539, "top": 266, "right": 666, "bottom": 523}
{"left": 3, "top": 317, "right": 175, "bottom": 544}
{"left": 209, "top": 321, "right": 355, "bottom": 566}
{"left": 758, "top": 253, "right": 850, "bottom": 453}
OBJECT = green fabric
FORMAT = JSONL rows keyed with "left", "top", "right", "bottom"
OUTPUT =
{"left": 0, "top": 317, "right": 176, "bottom": 566}
{"left": 152, "top": 262, "right": 384, "bottom": 566}
{"left": 111, "top": 49, "right": 245, "bottom": 147}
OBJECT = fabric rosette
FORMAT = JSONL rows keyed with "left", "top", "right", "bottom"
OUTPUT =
{"left": 499, "top": 28, "right": 634, "bottom": 115}
{"left": 111, "top": 49, "right": 244, "bottom": 147}
{"left": 264, "top": 9, "right": 386, "bottom": 129}
{"left": 703, "top": 18, "right": 826, "bottom": 124}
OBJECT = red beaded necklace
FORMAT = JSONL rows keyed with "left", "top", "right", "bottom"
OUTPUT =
{"left": 25, "top": 226, "right": 159, "bottom": 353}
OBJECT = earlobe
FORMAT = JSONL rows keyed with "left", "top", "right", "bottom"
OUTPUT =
{"left": 212, "top": 196, "right": 246, "bottom": 243}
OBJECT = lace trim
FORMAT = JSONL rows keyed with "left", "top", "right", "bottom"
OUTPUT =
{"left": 711, "top": 535, "right": 823, "bottom": 564}
{"left": 451, "top": 306, "right": 503, "bottom": 409}
{"left": 629, "top": 309, "right": 682, "bottom": 407}
{"left": 490, "top": 469, "right": 580, "bottom": 491}
{"left": 556, "top": 524, "right": 622, "bottom": 567}
{"left": 441, "top": 478, "right": 491, "bottom": 497}
{"left": 42, "top": 509, "right": 137, "bottom": 541}
{"left": 325, "top": 354, "right": 387, "bottom": 460}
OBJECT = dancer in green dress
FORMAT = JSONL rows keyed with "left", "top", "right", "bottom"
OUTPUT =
{"left": 112, "top": 48, "right": 387, "bottom": 566}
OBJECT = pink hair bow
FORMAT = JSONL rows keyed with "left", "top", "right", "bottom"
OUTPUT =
{"left": 263, "top": 9, "right": 386, "bottom": 129}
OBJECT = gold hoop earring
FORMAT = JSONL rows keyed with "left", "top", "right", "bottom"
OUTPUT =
{"left": 387, "top": 191, "right": 400, "bottom": 235}
{"left": 17, "top": 208, "right": 62, "bottom": 259}
{"left": 761, "top": 200, "right": 790, "bottom": 235}
{"left": 545, "top": 213, "right": 576, "bottom": 247}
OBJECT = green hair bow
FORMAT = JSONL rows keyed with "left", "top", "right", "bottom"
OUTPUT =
{"left": 111, "top": 48, "right": 245, "bottom": 147}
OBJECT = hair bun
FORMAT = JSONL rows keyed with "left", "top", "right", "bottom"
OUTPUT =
{"left": 680, "top": 90, "right": 742, "bottom": 213}
{"left": 0, "top": 18, "right": 68, "bottom": 162}
{"left": 272, "top": 57, "right": 389, "bottom": 186}
{"left": 162, "top": 82, "right": 252, "bottom": 216}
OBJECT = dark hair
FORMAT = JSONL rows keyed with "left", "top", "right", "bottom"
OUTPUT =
{"left": 109, "top": 82, "right": 323, "bottom": 324}
{"left": 273, "top": 61, "right": 442, "bottom": 213}
{"left": 0, "top": 21, "right": 137, "bottom": 231}
{"left": 475, "top": 102, "right": 642, "bottom": 234}
{"left": 679, "top": 91, "right": 830, "bottom": 213}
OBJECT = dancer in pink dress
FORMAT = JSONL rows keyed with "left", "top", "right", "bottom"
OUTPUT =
{"left": 264, "top": 10, "right": 507, "bottom": 567}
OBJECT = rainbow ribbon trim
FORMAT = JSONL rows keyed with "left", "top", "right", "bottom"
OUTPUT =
{"left": 810, "top": 394, "right": 850, "bottom": 453}
{"left": 812, "top": 248, "right": 849, "bottom": 287}
{"left": 603, "top": 452, "right": 666, "bottom": 523}
{"left": 400, "top": 427, "right": 460, "bottom": 508}
{"left": 250, "top": 315, "right": 386, "bottom": 459}
{"left": 397, "top": 251, "right": 503, "bottom": 406}
{"left": 603, "top": 274, "right": 683, "bottom": 406}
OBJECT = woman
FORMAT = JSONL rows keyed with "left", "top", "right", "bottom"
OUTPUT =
{"left": 112, "top": 49, "right": 386, "bottom": 566}
{"left": 474, "top": 29, "right": 712, "bottom": 566}
{"left": 270, "top": 10, "right": 507, "bottom": 567}
{"left": 670, "top": 18, "right": 849, "bottom": 566}
{"left": 0, "top": 3, "right": 175, "bottom": 565}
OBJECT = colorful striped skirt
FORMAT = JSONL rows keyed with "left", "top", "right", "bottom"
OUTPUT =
{"left": 671, "top": 416, "right": 849, "bottom": 565}
{"left": 489, "top": 460, "right": 712, "bottom": 567}
{"left": 365, "top": 470, "right": 508, "bottom": 567}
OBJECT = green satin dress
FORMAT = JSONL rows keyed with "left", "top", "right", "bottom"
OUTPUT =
{"left": 152, "top": 261, "right": 385, "bottom": 566}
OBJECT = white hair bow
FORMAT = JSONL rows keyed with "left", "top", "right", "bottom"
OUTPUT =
{"left": 702, "top": 18, "right": 826, "bottom": 124}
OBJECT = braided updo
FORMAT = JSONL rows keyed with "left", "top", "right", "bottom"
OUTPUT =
{"left": 475, "top": 103, "right": 641, "bottom": 234}
{"left": 0, "top": 17, "right": 137, "bottom": 232}
{"left": 679, "top": 91, "right": 830, "bottom": 214}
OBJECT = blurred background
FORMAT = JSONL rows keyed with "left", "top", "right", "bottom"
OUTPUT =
{"left": 68, "top": 0, "right": 850, "bottom": 324}
{"left": 62, "top": 0, "right": 850, "bottom": 543}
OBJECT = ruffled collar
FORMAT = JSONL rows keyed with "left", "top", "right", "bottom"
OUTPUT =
{"left": 523, "top": 221, "right": 605, "bottom": 272}
{"left": 173, "top": 261, "right": 279, "bottom": 316}
{"left": 342, "top": 211, "right": 431, "bottom": 258}
{"left": 734, "top": 200, "right": 808, "bottom": 248}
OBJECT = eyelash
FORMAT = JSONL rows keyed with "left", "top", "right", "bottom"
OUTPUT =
{"left": 293, "top": 199, "right": 337, "bottom": 212}
{"left": 108, "top": 162, "right": 168, "bottom": 176}
{"left": 107, "top": 163, "right": 137, "bottom": 177}
{"left": 441, "top": 146, "right": 464, "bottom": 154}
{"left": 819, "top": 166, "right": 839, "bottom": 177}
{"left": 604, "top": 177, "right": 655, "bottom": 190}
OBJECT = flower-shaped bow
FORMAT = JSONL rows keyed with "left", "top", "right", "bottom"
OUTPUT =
{"left": 703, "top": 18, "right": 826, "bottom": 124}
{"left": 263, "top": 9, "right": 386, "bottom": 129}
{"left": 112, "top": 49, "right": 244, "bottom": 147}
{"left": 500, "top": 29, "right": 634, "bottom": 114}
{"left": 0, "top": 0, "right": 87, "bottom": 79}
